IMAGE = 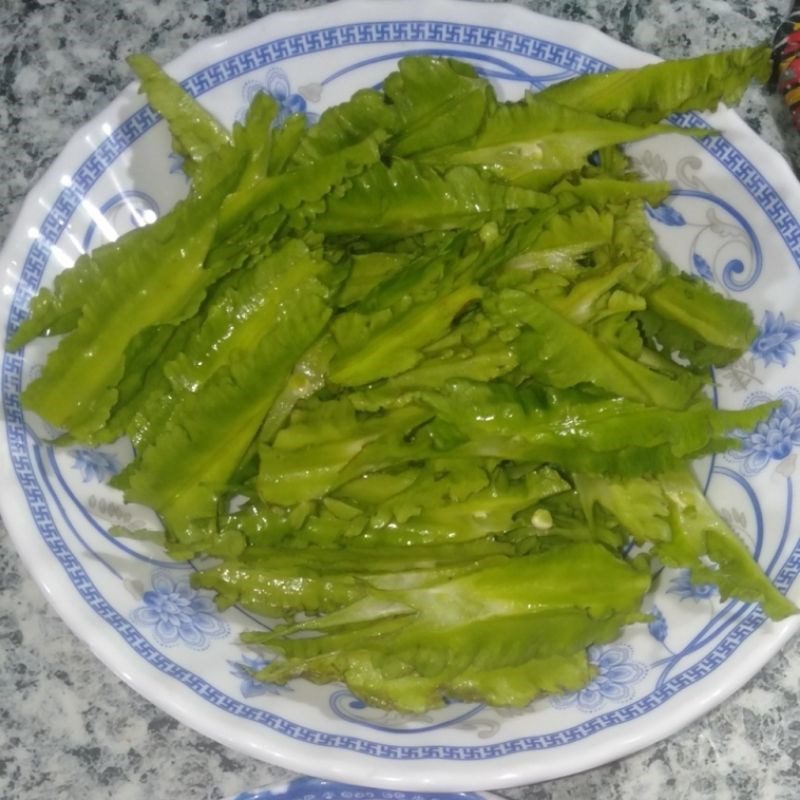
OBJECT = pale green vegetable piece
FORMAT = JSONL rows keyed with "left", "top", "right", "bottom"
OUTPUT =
{"left": 536, "top": 45, "right": 771, "bottom": 124}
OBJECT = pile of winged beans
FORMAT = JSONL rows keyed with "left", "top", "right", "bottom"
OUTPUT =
{"left": 13, "top": 45, "right": 798, "bottom": 712}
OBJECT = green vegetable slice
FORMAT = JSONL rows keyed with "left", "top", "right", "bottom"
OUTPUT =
{"left": 127, "top": 53, "right": 233, "bottom": 191}
{"left": 383, "top": 56, "right": 495, "bottom": 157}
{"left": 422, "top": 93, "right": 698, "bottom": 186}
{"left": 426, "top": 379, "right": 775, "bottom": 474}
{"left": 22, "top": 190, "right": 223, "bottom": 439}
{"left": 329, "top": 284, "right": 483, "bottom": 386}
{"left": 317, "top": 160, "right": 552, "bottom": 236}
{"left": 488, "top": 289, "right": 702, "bottom": 409}
{"left": 536, "top": 45, "right": 771, "bottom": 124}
{"left": 243, "top": 541, "right": 651, "bottom": 711}
{"left": 116, "top": 242, "right": 332, "bottom": 533}
{"left": 575, "top": 467, "right": 796, "bottom": 620}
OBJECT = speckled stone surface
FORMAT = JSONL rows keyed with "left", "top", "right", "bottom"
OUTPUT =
{"left": 1, "top": 1, "right": 800, "bottom": 798}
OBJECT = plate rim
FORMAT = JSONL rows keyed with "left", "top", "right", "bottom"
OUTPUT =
{"left": 222, "top": 775, "right": 505, "bottom": 800}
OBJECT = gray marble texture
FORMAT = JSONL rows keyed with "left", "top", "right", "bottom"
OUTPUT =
{"left": 1, "top": 0, "right": 800, "bottom": 798}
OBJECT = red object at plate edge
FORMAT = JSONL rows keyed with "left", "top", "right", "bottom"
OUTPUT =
{"left": 772, "top": 0, "right": 800, "bottom": 129}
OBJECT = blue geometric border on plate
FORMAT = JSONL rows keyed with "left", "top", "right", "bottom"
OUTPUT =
{"left": 231, "top": 776, "right": 488, "bottom": 800}
{"left": 5, "top": 19, "right": 800, "bottom": 759}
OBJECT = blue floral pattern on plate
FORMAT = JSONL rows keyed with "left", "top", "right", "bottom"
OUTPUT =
{"left": 691, "top": 252, "right": 715, "bottom": 282}
{"left": 81, "top": 190, "right": 160, "bottom": 250}
{"left": 642, "top": 178, "right": 762, "bottom": 292}
{"left": 229, "top": 653, "right": 293, "bottom": 698}
{"left": 647, "top": 605, "right": 669, "bottom": 643}
{"left": 733, "top": 388, "right": 800, "bottom": 474}
{"left": 237, "top": 67, "right": 318, "bottom": 126}
{"left": 132, "top": 571, "right": 229, "bottom": 649}
{"left": 550, "top": 645, "right": 647, "bottom": 712}
{"left": 751, "top": 311, "right": 800, "bottom": 367}
{"left": 667, "top": 570, "right": 717, "bottom": 601}
{"left": 69, "top": 447, "right": 119, "bottom": 482}
{"left": 646, "top": 201, "right": 686, "bottom": 226}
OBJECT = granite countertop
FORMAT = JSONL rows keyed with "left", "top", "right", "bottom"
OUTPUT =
{"left": 2, "top": 1, "right": 800, "bottom": 798}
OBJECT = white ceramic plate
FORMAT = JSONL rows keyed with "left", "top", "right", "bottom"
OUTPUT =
{"left": 2, "top": 0, "right": 800, "bottom": 791}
